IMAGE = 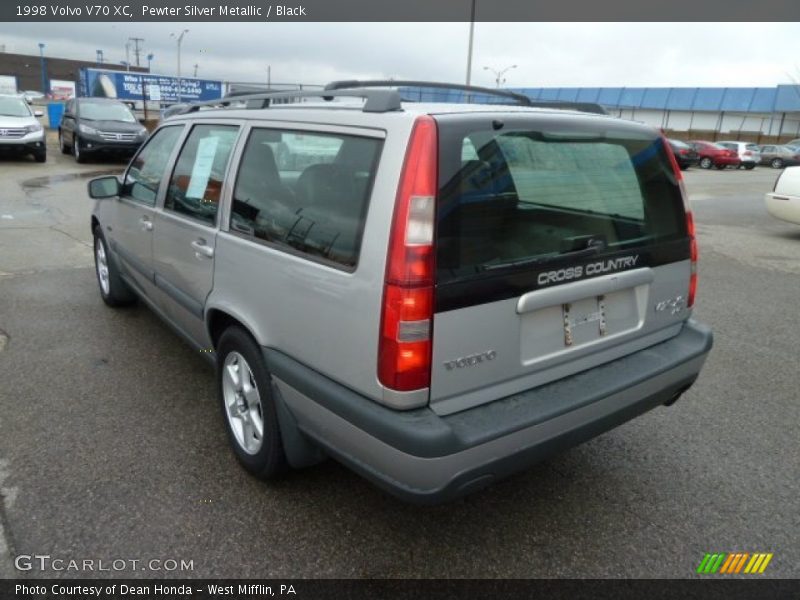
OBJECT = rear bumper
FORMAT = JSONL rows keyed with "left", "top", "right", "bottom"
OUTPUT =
{"left": 764, "top": 192, "right": 800, "bottom": 225}
{"left": 267, "top": 319, "right": 713, "bottom": 504}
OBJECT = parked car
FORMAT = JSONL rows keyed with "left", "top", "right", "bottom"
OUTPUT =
{"left": 59, "top": 97, "right": 148, "bottom": 163}
{"left": 688, "top": 140, "right": 741, "bottom": 170}
{"left": 21, "top": 90, "right": 45, "bottom": 103}
{"left": 765, "top": 166, "right": 800, "bottom": 225}
{"left": 782, "top": 138, "right": 800, "bottom": 148}
{"left": 756, "top": 144, "right": 800, "bottom": 169}
{"left": 87, "top": 81, "right": 713, "bottom": 504}
{"left": 0, "top": 94, "right": 46, "bottom": 162}
{"left": 667, "top": 139, "right": 700, "bottom": 170}
{"left": 716, "top": 141, "right": 759, "bottom": 170}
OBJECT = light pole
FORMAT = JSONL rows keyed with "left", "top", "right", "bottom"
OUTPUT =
{"left": 465, "top": 0, "right": 476, "bottom": 86}
{"left": 193, "top": 64, "right": 199, "bottom": 78}
{"left": 483, "top": 64, "right": 517, "bottom": 88}
{"left": 170, "top": 29, "right": 189, "bottom": 102}
{"left": 266, "top": 65, "right": 271, "bottom": 90}
{"left": 146, "top": 53, "right": 154, "bottom": 72}
{"left": 124, "top": 41, "right": 131, "bottom": 71}
{"left": 96, "top": 49, "right": 104, "bottom": 65}
{"left": 38, "top": 43, "right": 47, "bottom": 95}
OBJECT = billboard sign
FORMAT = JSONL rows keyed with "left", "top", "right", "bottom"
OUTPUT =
{"left": 0, "top": 75, "right": 17, "bottom": 95}
{"left": 50, "top": 79, "right": 76, "bottom": 100}
{"left": 80, "top": 68, "right": 223, "bottom": 104}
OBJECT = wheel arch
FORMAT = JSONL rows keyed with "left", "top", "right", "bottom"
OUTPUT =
{"left": 206, "top": 306, "right": 261, "bottom": 351}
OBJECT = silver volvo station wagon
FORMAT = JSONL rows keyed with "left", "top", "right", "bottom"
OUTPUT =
{"left": 88, "top": 81, "right": 713, "bottom": 503}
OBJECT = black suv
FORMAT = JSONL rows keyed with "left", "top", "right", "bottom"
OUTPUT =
{"left": 59, "top": 97, "right": 148, "bottom": 163}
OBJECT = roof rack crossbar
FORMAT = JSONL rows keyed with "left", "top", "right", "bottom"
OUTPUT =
{"left": 176, "top": 87, "right": 403, "bottom": 114}
{"left": 324, "top": 80, "right": 533, "bottom": 106}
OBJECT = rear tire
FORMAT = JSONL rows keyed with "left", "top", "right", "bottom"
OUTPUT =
{"left": 699, "top": 157, "right": 713, "bottom": 169}
{"left": 745, "top": 163, "right": 756, "bottom": 170}
{"left": 771, "top": 158, "right": 784, "bottom": 169}
{"left": 93, "top": 226, "right": 135, "bottom": 307}
{"left": 217, "top": 326, "right": 288, "bottom": 480}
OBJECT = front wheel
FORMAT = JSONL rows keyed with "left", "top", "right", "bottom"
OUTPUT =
{"left": 59, "top": 130, "right": 70, "bottom": 154}
{"left": 93, "top": 227, "right": 135, "bottom": 307}
{"left": 217, "top": 327, "right": 288, "bottom": 479}
{"left": 699, "top": 157, "right": 713, "bottom": 169}
{"left": 74, "top": 136, "right": 87, "bottom": 163}
{"left": 771, "top": 158, "right": 784, "bottom": 169}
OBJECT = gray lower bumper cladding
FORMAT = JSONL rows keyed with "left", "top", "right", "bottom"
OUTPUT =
{"left": 265, "top": 320, "right": 713, "bottom": 504}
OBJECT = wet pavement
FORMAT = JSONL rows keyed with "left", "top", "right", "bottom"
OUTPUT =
{"left": 0, "top": 153, "right": 798, "bottom": 578}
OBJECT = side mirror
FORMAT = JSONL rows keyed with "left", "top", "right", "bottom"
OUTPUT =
{"left": 33, "top": 110, "right": 44, "bottom": 117}
{"left": 88, "top": 176, "right": 121, "bottom": 199}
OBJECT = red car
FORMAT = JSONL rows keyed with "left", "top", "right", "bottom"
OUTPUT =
{"left": 688, "top": 140, "right": 741, "bottom": 170}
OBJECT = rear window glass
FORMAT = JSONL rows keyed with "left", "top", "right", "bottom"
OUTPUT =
{"left": 230, "top": 128, "right": 382, "bottom": 268}
{"left": 436, "top": 123, "right": 687, "bottom": 282}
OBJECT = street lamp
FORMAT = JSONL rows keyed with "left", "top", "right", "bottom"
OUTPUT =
{"left": 465, "top": 0, "right": 476, "bottom": 86}
{"left": 483, "top": 64, "right": 517, "bottom": 88}
{"left": 146, "top": 53, "right": 154, "bottom": 72}
{"left": 170, "top": 29, "right": 189, "bottom": 102}
{"left": 38, "top": 43, "right": 47, "bottom": 95}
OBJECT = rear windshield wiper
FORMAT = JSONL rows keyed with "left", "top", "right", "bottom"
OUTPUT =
{"left": 478, "top": 239, "right": 604, "bottom": 273}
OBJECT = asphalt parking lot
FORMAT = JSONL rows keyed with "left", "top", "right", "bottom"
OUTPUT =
{"left": 0, "top": 145, "right": 798, "bottom": 579}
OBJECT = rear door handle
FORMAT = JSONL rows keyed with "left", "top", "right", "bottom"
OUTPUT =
{"left": 139, "top": 216, "right": 153, "bottom": 231}
{"left": 191, "top": 239, "right": 214, "bottom": 259}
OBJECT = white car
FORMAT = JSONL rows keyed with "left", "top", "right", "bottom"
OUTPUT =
{"left": 0, "top": 94, "right": 46, "bottom": 162}
{"left": 717, "top": 140, "right": 760, "bottom": 170}
{"left": 21, "top": 90, "right": 46, "bottom": 103}
{"left": 764, "top": 167, "right": 800, "bottom": 225}
{"left": 765, "top": 167, "right": 800, "bottom": 225}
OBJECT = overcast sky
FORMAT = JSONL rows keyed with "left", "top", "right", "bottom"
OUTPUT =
{"left": 0, "top": 22, "right": 797, "bottom": 88}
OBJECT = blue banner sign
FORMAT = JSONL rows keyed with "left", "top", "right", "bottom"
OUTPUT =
{"left": 80, "top": 68, "right": 224, "bottom": 104}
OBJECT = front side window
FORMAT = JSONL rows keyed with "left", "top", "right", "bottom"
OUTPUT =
{"left": 164, "top": 124, "right": 240, "bottom": 226}
{"left": 230, "top": 128, "right": 382, "bottom": 268}
{"left": 123, "top": 125, "right": 184, "bottom": 206}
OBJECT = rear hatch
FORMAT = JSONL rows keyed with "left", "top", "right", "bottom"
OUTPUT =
{"left": 429, "top": 112, "right": 693, "bottom": 415}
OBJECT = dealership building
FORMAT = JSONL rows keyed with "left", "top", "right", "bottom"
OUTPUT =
{"left": 406, "top": 84, "right": 800, "bottom": 144}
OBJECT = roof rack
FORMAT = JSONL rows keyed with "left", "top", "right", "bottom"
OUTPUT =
{"left": 324, "top": 80, "right": 608, "bottom": 114}
{"left": 325, "top": 80, "right": 533, "bottom": 107}
{"left": 172, "top": 87, "right": 403, "bottom": 115}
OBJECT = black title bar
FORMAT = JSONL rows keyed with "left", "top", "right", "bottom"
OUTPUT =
{"left": 2, "top": 0, "right": 799, "bottom": 21}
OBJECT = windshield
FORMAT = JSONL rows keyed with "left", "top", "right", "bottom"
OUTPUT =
{"left": 80, "top": 101, "right": 136, "bottom": 123}
{"left": 0, "top": 96, "right": 32, "bottom": 117}
{"left": 436, "top": 120, "right": 687, "bottom": 282}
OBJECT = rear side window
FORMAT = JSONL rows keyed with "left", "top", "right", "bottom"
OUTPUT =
{"left": 230, "top": 128, "right": 382, "bottom": 268}
{"left": 164, "top": 124, "right": 239, "bottom": 226}
{"left": 436, "top": 121, "right": 687, "bottom": 282}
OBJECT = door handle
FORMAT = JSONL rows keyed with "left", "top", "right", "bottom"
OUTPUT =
{"left": 191, "top": 239, "right": 214, "bottom": 259}
{"left": 139, "top": 217, "right": 153, "bottom": 231}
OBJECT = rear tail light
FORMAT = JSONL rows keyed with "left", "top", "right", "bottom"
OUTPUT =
{"left": 686, "top": 211, "right": 698, "bottom": 307}
{"left": 378, "top": 116, "right": 437, "bottom": 391}
{"left": 661, "top": 136, "right": 697, "bottom": 308}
